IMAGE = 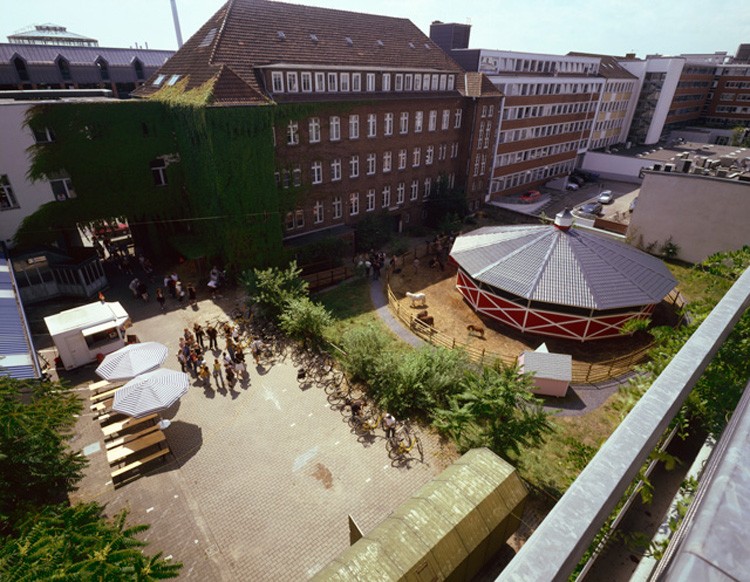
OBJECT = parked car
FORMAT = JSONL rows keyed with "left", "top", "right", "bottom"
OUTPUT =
{"left": 565, "top": 182, "right": 579, "bottom": 191}
{"left": 597, "top": 190, "right": 614, "bottom": 204}
{"left": 580, "top": 202, "right": 603, "bottom": 215}
{"left": 520, "top": 190, "right": 542, "bottom": 202}
{"left": 569, "top": 175, "right": 586, "bottom": 186}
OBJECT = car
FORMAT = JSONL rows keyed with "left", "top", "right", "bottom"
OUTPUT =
{"left": 569, "top": 175, "right": 586, "bottom": 186}
{"left": 520, "top": 190, "right": 542, "bottom": 202}
{"left": 597, "top": 190, "right": 615, "bottom": 204}
{"left": 580, "top": 202, "right": 603, "bottom": 215}
{"left": 565, "top": 182, "right": 579, "bottom": 191}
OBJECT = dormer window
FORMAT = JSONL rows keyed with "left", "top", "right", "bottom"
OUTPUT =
{"left": 57, "top": 57, "right": 71, "bottom": 81}
{"left": 13, "top": 57, "right": 29, "bottom": 82}
{"left": 96, "top": 57, "right": 110, "bottom": 82}
{"left": 133, "top": 58, "right": 145, "bottom": 81}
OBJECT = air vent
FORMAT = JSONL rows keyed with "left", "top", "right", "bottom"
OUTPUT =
{"left": 409, "top": 42, "right": 415, "bottom": 49}
{"left": 277, "top": 31, "right": 286, "bottom": 40}
{"left": 310, "top": 34, "right": 319, "bottom": 43}
{"left": 345, "top": 36, "right": 353, "bottom": 46}
{"left": 376, "top": 39, "right": 384, "bottom": 47}
{"left": 424, "top": 43, "right": 431, "bottom": 49}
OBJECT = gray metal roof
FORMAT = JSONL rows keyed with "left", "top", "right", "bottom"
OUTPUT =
{"left": 521, "top": 351, "right": 572, "bottom": 382}
{"left": 0, "top": 253, "right": 40, "bottom": 380}
{"left": 450, "top": 225, "right": 677, "bottom": 310}
{"left": 0, "top": 43, "right": 173, "bottom": 67}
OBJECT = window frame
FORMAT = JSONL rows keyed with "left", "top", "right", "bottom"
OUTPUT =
{"left": 301, "top": 72, "right": 312, "bottom": 92}
{"left": 0, "top": 174, "right": 19, "bottom": 210}
{"left": 286, "top": 72, "right": 299, "bottom": 93}
{"left": 272, "top": 71, "right": 284, "bottom": 92}
{"left": 311, "top": 161, "right": 323, "bottom": 184}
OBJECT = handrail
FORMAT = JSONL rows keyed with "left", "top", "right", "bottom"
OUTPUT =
{"left": 497, "top": 266, "right": 750, "bottom": 581}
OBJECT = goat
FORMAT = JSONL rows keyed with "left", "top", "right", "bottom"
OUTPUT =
{"left": 406, "top": 291, "right": 427, "bottom": 307}
{"left": 467, "top": 324, "right": 485, "bottom": 339}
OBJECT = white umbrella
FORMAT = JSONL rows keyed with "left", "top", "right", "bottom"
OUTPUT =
{"left": 95, "top": 342, "right": 169, "bottom": 381}
{"left": 112, "top": 368, "right": 189, "bottom": 418}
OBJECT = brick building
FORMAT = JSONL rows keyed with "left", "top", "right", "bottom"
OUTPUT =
{"left": 703, "top": 63, "right": 750, "bottom": 129}
{"left": 134, "top": 0, "right": 501, "bottom": 244}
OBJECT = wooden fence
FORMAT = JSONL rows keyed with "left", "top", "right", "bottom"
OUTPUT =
{"left": 303, "top": 265, "right": 355, "bottom": 291}
{"left": 386, "top": 284, "right": 688, "bottom": 385}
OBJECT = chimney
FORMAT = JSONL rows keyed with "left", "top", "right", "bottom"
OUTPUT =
{"left": 554, "top": 208, "right": 574, "bottom": 231}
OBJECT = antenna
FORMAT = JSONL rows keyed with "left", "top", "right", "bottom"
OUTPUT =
{"left": 170, "top": 0, "right": 184, "bottom": 48}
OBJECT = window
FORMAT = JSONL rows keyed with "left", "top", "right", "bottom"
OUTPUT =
{"left": 383, "top": 151, "right": 392, "bottom": 172}
{"left": 282, "top": 169, "right": 290, "bottom": 189}
{"left": 352, "top": 73, "right": 361, "bottom": 92}
{"left": 167, "top": 74, "right": 181, "bottom": 86}
{"left": 367, "top": 113, "right": 377, "bottom": 137}
{"left": 480, "top": 154, "right": 487, "bottom": 175}
{"left": 0, "top": 175, "right": 18, "bottom": 210}
{"left": 311, "top": 161, "right": 323, "bottom": 184}
{"left": 51, "top": 177, "right": 75, "bottom": 199}
{"left": 367, "top": 153, "right": 376, "bottom": 175}
{"left": 423, "top": 73, "right": 431, "bottom": 90}
{"left": 382, "top": 186, "right": 391, "bottom": 208}
{"left": 399, "top": 112, "right": 409, "bottom": 134}
{"left": 57, "top": 58, "right": 72, "bottom": 81}
{"left": 428, "top": 110, "right": 437, "bottom": 131}
{"left": 293, "top": 166, "right": 301, "bottom": 187}
{"left": 438, "top": 143, "right": 447, "bottom": 160}
{"left": 301, "top": 72, "right": 312, "bottom": 92}
{"left": 454, "top": 108, "right": 463, "bottom": 129}
{"left": 488, "top": 105, "right": 494, "bottom": 117}
{"left": 451, "top": 142, "right": 459, "bottom": 158}
{"left": 33, "top": 127, "right": 55, "bottom": 144}
{"left": 315, "top": 72, "right": 325, "bottom": 92}
{"left": 96, "top": 58, "right": 110, "bottom": 81}
{"left": 448, "top": 173, "right": 455, "bottom": 189}
{"left": 447, "top": 75, "right": 455, "bottom": 90}
{"left": 405, "top": 74, "right": 413, "bottom": 91}
{"left": 349, "top": 115, "right": 359, "bottom": 139}
{"left": 366, "top": 73, "right": 375, "bottom": 91}
{"left": 330, "top": 116, "right": 340, "bottom": 141}
{"left": 412, "top": 147, "right": 421, "bottom": 167}
{"left": 314, "top": 200, "right": 324, "bottom": 224}
{"left": 384, "top": 113, "right": 394, "bottom": 136}
{"left": 152, "top": 74, "right": 165, "bottom": 87}
{"left": 414, "top": 111, "right": 423, "bottom": 133}
{"left": 13, "top": 57, "right": 29, "bottom": 82}
{"left": 397, "top": 182, "right": 405, "bottom": 205}
{"left": 423, "top": 177, "right": 432, "bottom": 198}
{"left": 309, "top": 118, "right": 321, "bottom": 143}
{"left": 331, "top": 158, "right": 342, "bottom": 181}
{"left": 349, "top": 155, "right": 359, "bottom": 178}
{"left": 287, "top": 121, "right": 299, "bottom": 145}
{"left": 340, "top": 73, "right": 350, "bottom": 92}
{"left": 442, "top": 109, "right": 450, "bottom": 130}
{"left": 271, "top": 72, "right": 284, "bottom": 92}
{"left": 410, "top": 179, "right": 419, "bottom": 200}
{"left": 398, "top": 149, "right": 407, "bottom": 170}
{"left": 425, "top": 146, "right": 434, "bottom": 165}
{"left": 481, "top": 105, "right": 488, "bottom": 118}
{"left": 287, "top": 72, "right": 299, "bottom": 92}
{"left": 395, "top": 74, "right": 403, "bottom": 91}
{"left": 332, "top": 196, "right": 343, "bottom": 219}
{"left": 414, "top": 74, "right": 422, "bottom": 91}
{"left": 431, "top": 74, "right": 439, "bottom": 90}
{"left": 327, "top": 72, "right": 338, "bottom": 92}
{"left": 382, "top": 73, "right": 391, "bottom": 91}
{"left": 285, "top": 211, "right": 294, "bottom": 230}
{"left": 439, "top": 75, "right": 447, "bottom": 90}
{"left": 367, "top": 189, "right": 376, "bottom": 211}
{"left": 473, "top": 156, "right": 480, "bottom": 176}
{"left": 295, "top": 209, "right": 305, "bottom": 228}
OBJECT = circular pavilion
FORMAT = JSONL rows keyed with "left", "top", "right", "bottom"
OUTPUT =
{"left": 449, "top": 210, "right": 677, "bottom": 341}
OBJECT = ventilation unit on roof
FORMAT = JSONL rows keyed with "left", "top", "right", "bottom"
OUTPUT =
{"left": 345, "top": 36, "right": 353, "bottom": 46}
{"left": 310, "top": 34, "right": 319, "bottom": 43}
{"left": 376, "top": 39, "right": 384, "bottom": 47}
{"left": 277, "top": 31, "right": 286, "bottom": 40}
{"left": 409, "top": 42, "right": 415, "bottom": 49}
{"left": 424, "top": 43, "right": 431, "bottom": 49}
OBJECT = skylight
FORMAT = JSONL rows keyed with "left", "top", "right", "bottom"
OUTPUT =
{"left": 167, "top": 74, "right": 181, "bottom": 86}
{"left": 199, "top": 28, "right": 217, "bottom": 48}
{"left": 152, "top": 74, "right": 165, "bottom": 86}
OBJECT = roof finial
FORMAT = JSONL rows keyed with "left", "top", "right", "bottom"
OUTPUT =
{"left": 554, "top": 208, "right": 574, "bottom": 231}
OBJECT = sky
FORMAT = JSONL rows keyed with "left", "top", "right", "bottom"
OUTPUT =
{"left": 2, "top": 0, "right": 748, "bottom": 58}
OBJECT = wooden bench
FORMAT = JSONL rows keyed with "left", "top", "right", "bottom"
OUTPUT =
{"left": 100, "top": 413, "right": 158, "bottom": 439}
{"left": 105, "top": 423, "right": 161, "bottom": 450}
{"left": 107, "top": 430, "right": 166, "bottom": 465}
{"left": 88, "top": 380, "right": 112, "bottom": 394}
{"left": 97, "top": 410, "right": 127, "bottom": 425}
{"left": 111, "top": 447, "right": 171, "bottom": 483}
{"left": 90, "top": 386, "right": 121, "bottom": 404}
{"left": 90, "top": 397, "right": 113, "bottom": 416}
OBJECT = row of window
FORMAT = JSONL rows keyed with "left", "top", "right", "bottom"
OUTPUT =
{"left": 673, "top": 93, "right": 705, "bottom": 103}
{"left": 598, "top": 99, "right": 630, "bottom": 113}
{"left": 476, "top": 120, "right": 493, "bottom": 150}
{"left": 714, "top": 105, "right": 750, "bottom": 114}
{"left": 720, "top": 92, "right": 750, "bottom": 101}
{"left": 0, "top": 174, "right": 75, "bottom": 210}
{"left": 495, "top": 139, "right": 586, "bottom": 167}
{"left": 724, "top": 81, "right": 750, "bottom": 89}
{"left": 677, "top": 80, "right": 711, "bottom": 89}
{"left": 498, "top": 120, "right": 593, "bottom": 145}
{"left": 590, "top": 135, "right": 620, "bottom": 151}
{"left": 490, "top": 159, "right": 576, "bottom": 193}
{"left": 719, "top": 67, "right": 750, "bottom": 77}
{"left": 502, "top": 100, "right": 596, "bottom": 121}
{"left": 498, "top": 80, "right": 602, "bottom": 98}
{"left": 270, "top": 70, "right": 456, "bottom": 95}
{"left": 295, "top": 144, "right": 461, "bottom": 186}
{"left": 13, "top": 56, "right": 145, "bottom": 83}
{"left": 284, "top": 110, "right": 463, "bottom": 145}
{"left": 484, "top": 55, "right": 599, "bottom": 76}
{"left": 285, "top": 174, "right": 457, "bottom": 230}
{"left": 593, "top": 118, "right": 625, "bottom": 132}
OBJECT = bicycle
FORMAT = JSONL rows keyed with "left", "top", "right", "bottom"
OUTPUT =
{"left": 351, "top": 410, "right": 384, "bottom": 434}
{"left": 386, "top": 421, "right": 423, "bottom": 462}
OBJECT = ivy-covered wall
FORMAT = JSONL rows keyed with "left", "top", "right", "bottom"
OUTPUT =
{"left": 20, "top": 99, "right": 285, "bottom": 270}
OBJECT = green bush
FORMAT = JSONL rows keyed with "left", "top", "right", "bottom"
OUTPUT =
{"left": 278, "top": 296, "right": 334, "bottom": 349}
{"left": 240, "top": 261, "right": 308, "bottom": 322}
{"left": 340, "top": 324, "right": 393, "bottom": 383}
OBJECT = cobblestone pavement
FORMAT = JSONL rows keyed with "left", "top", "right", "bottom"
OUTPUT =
{"left": 57, "top": 269, "right": 450, "bottom": 580}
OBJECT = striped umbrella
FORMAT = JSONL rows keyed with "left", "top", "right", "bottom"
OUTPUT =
{"left": 112, "top": 368, "right": 189, "bottom": 418}
{"left": 95, "top": 342, "right": 169, "bottom": 381}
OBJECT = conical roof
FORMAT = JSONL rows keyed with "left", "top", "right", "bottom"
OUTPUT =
{"left": 450, "top": 225, "right": 677, "bottom": 310}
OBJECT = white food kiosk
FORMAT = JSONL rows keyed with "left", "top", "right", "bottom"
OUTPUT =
{"left": 44, "top": 301, "right": 131, "bottom": 370}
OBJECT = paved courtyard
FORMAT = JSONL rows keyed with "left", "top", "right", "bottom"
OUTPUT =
{"left": 50, "top": 274, "right": 453, "bottom": 580}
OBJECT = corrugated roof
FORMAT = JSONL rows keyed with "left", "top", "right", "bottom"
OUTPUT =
{"left": 135, "top": 0, "right": 467, "bottom": 104}
{"left": 0, "top": 43, "right": 173, "bottom": 67}
{"left": 0, "top": 257, "right": 40, "bottom": 380}
{"left": 450, "top": 225, "right": 677, "bottom": 310}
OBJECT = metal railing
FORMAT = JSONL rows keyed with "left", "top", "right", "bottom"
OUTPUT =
{"left": 496, "top": 266, "right": 750, "bottom": 581}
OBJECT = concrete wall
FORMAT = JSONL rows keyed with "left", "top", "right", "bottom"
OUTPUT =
{"left": 581, "top": 150, "right": 651, "bottom": 182}
{"left": 0, "top": 101, "right": 55, "bottom": 247}
{"left": 628, "top": 171, "right": 750, "bottom": 264}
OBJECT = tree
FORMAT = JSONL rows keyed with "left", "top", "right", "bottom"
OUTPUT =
{"left": 434, "top": 364, "right": 553, "bottom": 459}
{"left": 0, "top": 502, "right": 181, "bottom": 580}
{"left": 240, "top": 261, "right": 308, "bottom": 322}
{"left": 0, "top": 377, "right": 86, "bottom": 531}
{"left": 278, "top": 296, "right": 334, "bottom": 348}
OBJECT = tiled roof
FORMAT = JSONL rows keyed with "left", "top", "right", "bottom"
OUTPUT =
{"left": 0, "top": 43, "right": 173, "bottom": 67}
{"left": 450, "top": 225, "right": 677, "bottom": 310}
{"left": 135, "top": 0, "right": 466, "bottom": 104}
{"left": 568, "top": 52, "right": 638, "bottom": 80}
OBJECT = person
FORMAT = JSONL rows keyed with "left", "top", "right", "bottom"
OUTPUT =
{"left": 137, "top": 279, "right": 149, "bottom": 302}
{"left": 129, "top": 277, "right": 140, "bottom": 298}
{"left": 206, "top": 325, "right": 218, "bottom": 350}
{"left": 199, "top": 363, "right": 211, "bottom": 388}
{"left": 413, "top": 257, "right": 420, "bottom": 273}
{"left": 212, "top": 358, "right": 223, "bottom": 386}
{"left": 225, "top": 361, "right": 235, "bottom": 384}
{"left": 347, "top": 398, "right": 363, "bottom": 419}
{"left": 176, "top": 281, "right": 185, "bottom": 306}
{"left": 250, "top": 337, "right": 263, "bottom": 365}
{"left": 194, "top": 323, "right": 205, "bottom": 349}
{"left": 383, "top": 413, "right": 397, "bottom": 439}
{"left": 177, "top": 350, "right": 187, "bottom": 373}
{"left": 156, "top": 288, "right": 166, "bottom": 312}
{"left": 187, "top": 283, "right": 197, "bottom": 306}
{"left": 98, "top": 291, "right": 106, "bottom": 302}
